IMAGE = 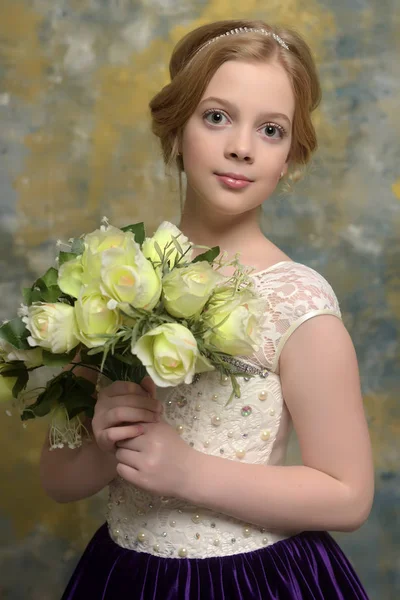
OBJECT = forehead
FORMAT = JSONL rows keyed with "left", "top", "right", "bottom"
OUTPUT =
{"left": 201, "top": 59, "right": 295, "bottom": 117}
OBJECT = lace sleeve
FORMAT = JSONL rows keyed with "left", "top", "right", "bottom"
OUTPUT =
{"left": 252, "top": 262, "right": 342, "bottom": 374}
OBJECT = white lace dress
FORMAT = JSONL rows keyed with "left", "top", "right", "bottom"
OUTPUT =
{"left": 106, "top": 261, "right": 342, "bottom": 560}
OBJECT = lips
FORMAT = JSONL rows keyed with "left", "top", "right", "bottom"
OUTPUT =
{"left": 215, "top": 172, "right": 253, "bottom": 182}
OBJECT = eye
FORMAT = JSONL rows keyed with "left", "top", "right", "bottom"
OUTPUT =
{"left": 203, "top": 109, "right": 229, "bottom": 126}
{"left": 261, "top": 123, "right": 287, "bottom": 140}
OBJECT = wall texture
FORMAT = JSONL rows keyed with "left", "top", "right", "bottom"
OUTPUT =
{"left": 0, "top": 1, "right": 399, "bottom": 598}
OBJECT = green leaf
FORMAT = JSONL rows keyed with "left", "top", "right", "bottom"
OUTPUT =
{"left": 0, "top": 318, "right": 30, "bottom": 350}
{"left": 21, "top": 381, "right": 64, "bottom": 420}
{"left": 153, "top": 241, "right": 164, "bottom": 262}
{"left": 40, "top": 285, "right": 62, "bottom": 303}
{"left": 121, "top": 222, "right": 145, "bottom": 246}
{"left": 74, "top": 376, "right": 96, "bottom": 396}
{"left": 70, "top": 238, "right": 85, "bottom": 255}
{"left": 42, "top": 349, "right": 76, "bottom": 367}
{"left": 12, "top": 369, "right": 29, "bottom": 397}
{"left": 64, "top": 392, "right": 96, "bottom": 420}
{"left": 192, "top": 246, "right": 220, "bottom": 264}
{"left": 59, "top": 251, "right": 78, "bottom": 266}
{"left": 171, "top": 236, "right": 183, "bottom": 255}
{"left": 35, "top": 267, "right": 59, "bottom": 290}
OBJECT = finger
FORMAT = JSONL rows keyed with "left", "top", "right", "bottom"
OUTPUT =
{"left": 115, "top": 447, "right": 140, "bottom": 467}
{"left": 102, "top": 393, "right": 161, "bottom": 414}
{"left": 102, "top": 424, "right": 144, "bottom": 447}
{"left": 116, "top": 462, "right": 139, "bottom": 485}
{"left": 141, "top": 376, "right": 157, "bottom": 400}
{"left": 103, "top": 380, "right": 150, "bottom": 399}
{"left": 105, "top": 406, "right": 159, "bottom": 428}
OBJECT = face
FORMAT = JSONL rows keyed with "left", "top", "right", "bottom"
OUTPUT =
{"left": 181, "top": 59, "right": 295, "bottom": 216}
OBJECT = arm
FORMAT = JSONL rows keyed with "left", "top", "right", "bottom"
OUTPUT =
{"left": 184, "top": 315, "right": 374, "bottom": 532}
{"left": 40, "top": 361, "right": 161, "bottom": 503}
{"left": 40, "top": 421, "right": 118, "bottom": 503}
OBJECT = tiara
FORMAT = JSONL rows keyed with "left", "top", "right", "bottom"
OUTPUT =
{"left": 196, "top": 27, "right": 290, "bottom": 54}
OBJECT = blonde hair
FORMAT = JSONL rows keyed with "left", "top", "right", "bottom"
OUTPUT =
{"left": 149, "top": 19, "right": 322, "bottom": 183}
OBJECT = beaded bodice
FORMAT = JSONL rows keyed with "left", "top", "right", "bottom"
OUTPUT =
{"left": 107, "top": 262, "right": 341, "bottom": 558}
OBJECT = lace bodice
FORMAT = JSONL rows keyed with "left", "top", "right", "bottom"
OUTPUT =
{"left": 107, "top": 262, "right": 342, "bottom": 558}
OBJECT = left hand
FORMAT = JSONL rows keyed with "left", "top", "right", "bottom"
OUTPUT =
{"left": 115, "top": 421, "right": 198, "bottom": 499}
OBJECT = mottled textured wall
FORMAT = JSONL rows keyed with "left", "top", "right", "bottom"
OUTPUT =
{"left": 0, "top": 1, "right": 399, "bottom": 598}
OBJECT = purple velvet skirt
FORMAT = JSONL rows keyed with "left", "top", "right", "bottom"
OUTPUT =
{"left": 61, "top": 523, "right": 369, "bottom": 599}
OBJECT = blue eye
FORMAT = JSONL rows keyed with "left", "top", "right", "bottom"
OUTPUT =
{"left": 203, "top": 110, "right": 228, "bottom": 125}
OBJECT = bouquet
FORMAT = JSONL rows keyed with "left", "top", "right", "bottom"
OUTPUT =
{"left": 0, "top": 219, "right": 265, "bottom": 449}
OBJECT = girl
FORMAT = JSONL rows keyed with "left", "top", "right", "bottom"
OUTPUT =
{"left": 41, "top": 19, "right": 374, "bottom": 599}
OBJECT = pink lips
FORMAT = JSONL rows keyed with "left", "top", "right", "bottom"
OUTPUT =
{"left": 215, "top": 172, "right": 253, "bottom": 190}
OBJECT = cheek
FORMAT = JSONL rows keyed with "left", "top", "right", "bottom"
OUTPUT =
{"left": 181, "top": 123, "right": 212, "bottom": 165}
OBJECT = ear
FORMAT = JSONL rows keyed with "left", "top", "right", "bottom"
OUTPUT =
{"left": 281, "top": 161, "right": 289, "bottom": 177}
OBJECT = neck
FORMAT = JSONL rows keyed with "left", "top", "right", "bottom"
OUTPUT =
{"left": 178, "top": 199, "right": 265, "bottom": 260}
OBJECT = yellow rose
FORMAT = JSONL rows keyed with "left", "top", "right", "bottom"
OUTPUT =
{"left": 58, "top": 256, "right": 84, "bottom": 298}
{"left": 203, "top": 290, "right": 266, "bottom": 356}
{"left": 0, "top": 372, "right": 17, "bottom": 403}
{"left": 23, "top": 303, "right": 80, "bottom": 354}
{"left": 132, "top": 323, "right": 214, "bottom": 387}
{"left": 81, "top": 226, "right": 137, "bottom": 282}
{"left": 100, "top": 247, "right": 162, "bottom": 311}
{"left": 0, "top": 338, "right": 43, "bottom": 368}
{"left": 75, "top": 285, "right": 120, "bottom": 348}
{"left": 162, "top": 262, "right": 223, "bottom": 319}
{"left": 142, "top": 222, "right": 192, "bottom": 266}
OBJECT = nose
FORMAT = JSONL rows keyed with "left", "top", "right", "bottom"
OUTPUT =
{"left": 224, "top": 128, "right": 254, "bottom": 164}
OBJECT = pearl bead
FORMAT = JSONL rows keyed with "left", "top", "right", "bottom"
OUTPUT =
{"left": 261, "top": 430, "right": 271, "bottom": 441}
{"left": 212, "top": 394, "right": 219, "bottom": 401}
{"left": 213, "top": 538, "right": 220, "bottom": 546}
{"left": 204, "top": 440, "right": 210, "bottom": 448}
{"left": 195, "top": 403, "right": 202, "bottom": 411}
{"left": 221, "top": 376, "right": 229, "bottom": 385}
{"left": 262, "top": 537, "right": 269, "bottom": 545}
{"left": 137, "top": 532, "right": 146, "bottom": 543}
{"left": 178, "top": 547, "right": 188, "bottom": 558}
{"left": 176, "top": 424, "right": 184, "bottom": 434}
{"left": 227, "top": 430, "right": 234, "bottom": 438}
{"left": 167, "top": 400, "right": 173, "bottom": 406}
{"left": 191, "top": 513, "right": 202, "bottom": 524}
{"left": 153, "top": 544, "right": 160, "bottom": 552}
{"left": 236, "top": 449, "right": 246, "bottom": 459}
{"left": 211, "top": 415, "right": 222, "bottom": 426}
{"left": 162, "top": 532, "right": 167, "bottom": 537}
{"left": 269, "top": 408, "right": 276, "bottom": 416}
{"left": 170, "top": 520, "right": 176, "bottom": 527}
{"left": 243, "top": 527, "right": 251, "bottom": 537}
{"left": 113, "top": 529, "right": 120, "bottom": 536}
{"left": 258, "top": 391, "right": 267, "bottom": 401}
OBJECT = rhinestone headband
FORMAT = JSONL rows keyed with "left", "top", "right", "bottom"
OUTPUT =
{"left": 196, "top": 27, "right": 290, "bottom": 54}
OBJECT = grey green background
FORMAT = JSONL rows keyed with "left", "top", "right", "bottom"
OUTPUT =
{"left": 0, "top": 1, "right": 399, "bottom": 598}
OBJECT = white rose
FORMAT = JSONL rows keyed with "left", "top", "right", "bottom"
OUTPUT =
{"left": 132, "top": 323, "right": 213, "bottom": 387}
{"left": 23, "top": 303, "right": 80, "bottom": 354}
{"left": 162, "top": 262, "right": 223, "bottom": 319}
{"left": 203, "top": 290, "right": 266, "bottom": 356}
{"left": 142, "top": 222, "right": 192, "bottom": 266}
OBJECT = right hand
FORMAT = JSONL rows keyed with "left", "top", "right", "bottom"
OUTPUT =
{"left": 92, "top": 377, "right": 162, "bottom": 454}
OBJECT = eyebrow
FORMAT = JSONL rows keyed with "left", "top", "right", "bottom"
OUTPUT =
{"left": 199, "top": 96, "right": 292, "bottom": 127}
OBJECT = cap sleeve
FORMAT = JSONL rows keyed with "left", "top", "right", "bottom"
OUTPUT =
{"left": 253, "top": 262, "right": 342, "bottom": 374}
